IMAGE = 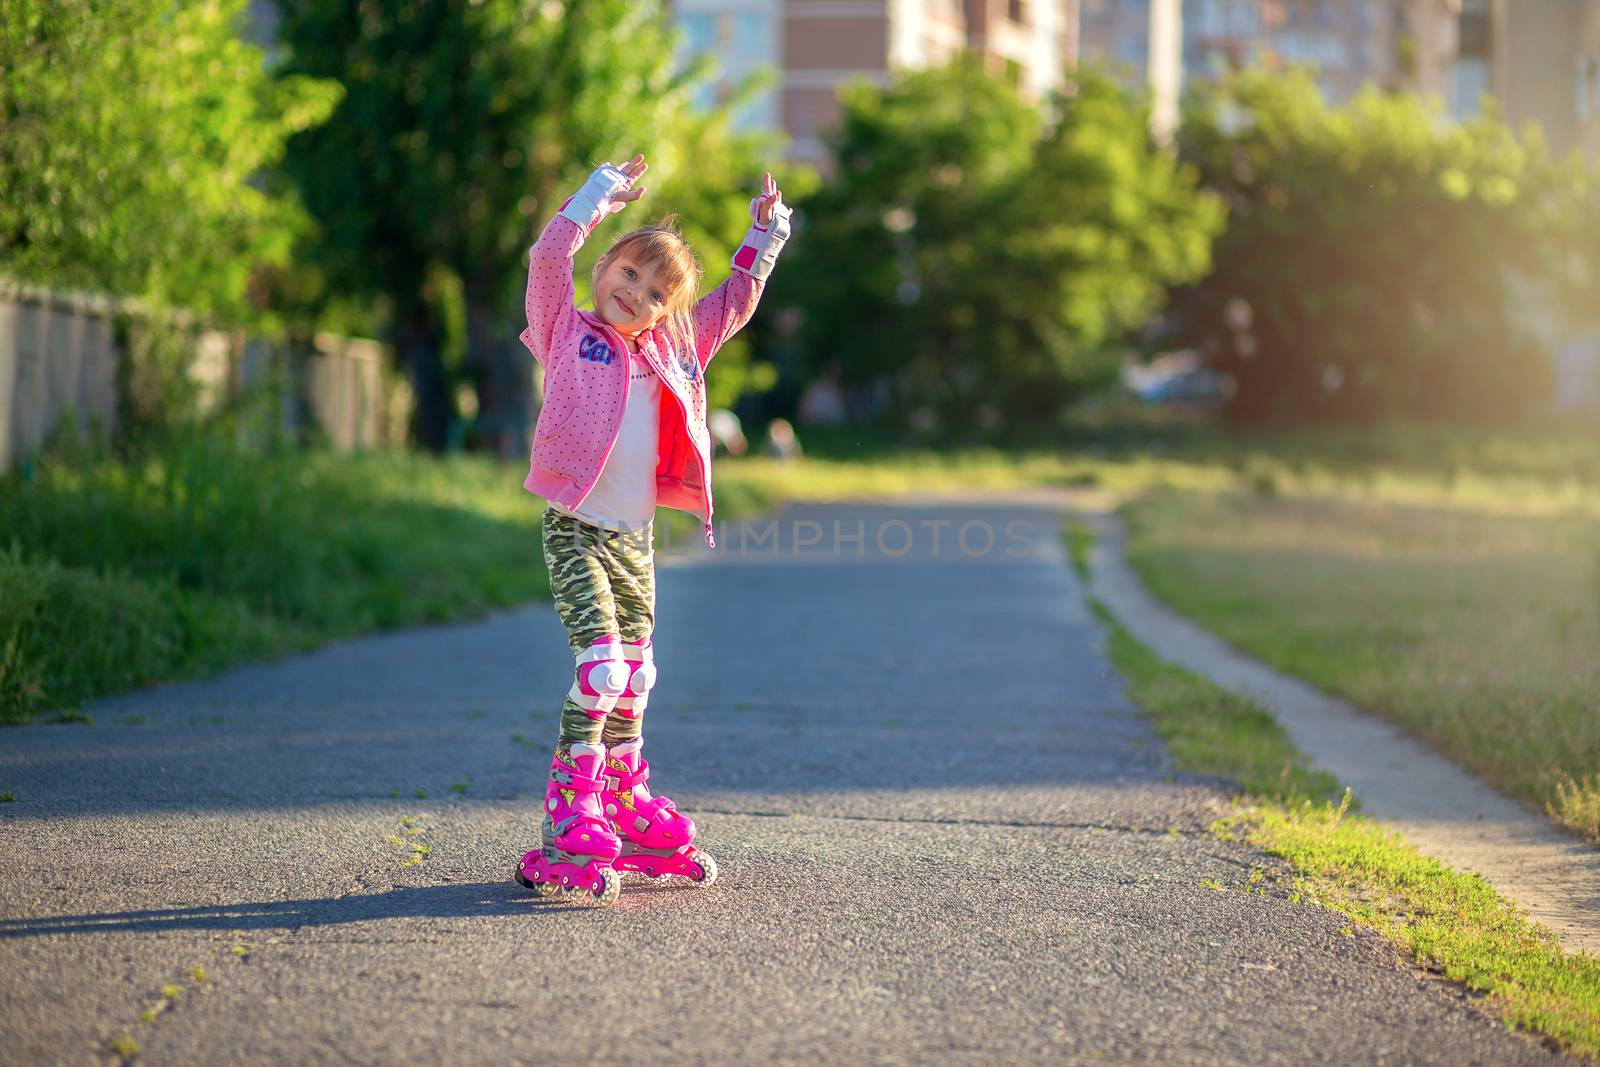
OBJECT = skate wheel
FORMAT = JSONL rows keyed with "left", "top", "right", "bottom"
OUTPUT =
{"left": 591, "top": 866, "right": 621, "bottom": 907}
{"left": 692, "top": 852, "right": 718, "bottom": 887}
{"left": 515, "top": 864, "right": 560, "bottom": 899}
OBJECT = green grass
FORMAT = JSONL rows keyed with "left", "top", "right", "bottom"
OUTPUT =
{"left": 1087, "top": 600, "right": 1344, "bottom": 805}
{"left": 790, "top": 418, "right": 1600, "bottom": 517}
{"left": 1217, "top": 803, "right": 1600, "bottom": 1057}
{"left": 1065, "top": 519, "right": 1094, "bottom": 581}
{"left": 1122, "top": 488, "right": 1600, "bottom": 842}
{"left": 1081, "top": 535, "right": 1600, "bottom": 1058}
{"left": 5, "top": 419, "right": 1595, "bottom": 726}
{"left": 0, "top": 435, "right": 553, "bottom": 724}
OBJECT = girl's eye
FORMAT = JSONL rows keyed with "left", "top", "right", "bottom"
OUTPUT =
{"left": 623, "top": 267, "right": 636, "bottom": 279}
{"left": 650, "top": 292, "right": 663, "bottom": 303}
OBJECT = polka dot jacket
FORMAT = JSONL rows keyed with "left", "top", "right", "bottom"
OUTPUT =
{"left": 519, "top": 195, "right": 784, "bottom": 549}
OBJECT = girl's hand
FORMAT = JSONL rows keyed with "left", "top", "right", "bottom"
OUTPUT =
{"left": 752, "top": 172, "right": 783, "bottom": 226}
{"left": 610, "top": 154, "right": 648, "bottom": 210}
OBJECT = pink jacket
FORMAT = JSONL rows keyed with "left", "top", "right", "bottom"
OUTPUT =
{"left": 519, "top": 189, "right": 781, "bottom": 549}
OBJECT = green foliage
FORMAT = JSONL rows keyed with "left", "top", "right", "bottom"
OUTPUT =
{"left": 0, "top": 545, "right": 286, "bottom": 727}
{"left": 1173, "top": 70, "right": 1576, "bottom": 425}
{"left": 776, "top": 61, "right": 1222, "bottom": 439}
{"left": 1097, "top": 568, "right": 1600, "bottom": 1057}
{"left": 1088, "top": 597, "right": 1343, "bottom": 805}
{"left": 274, "top": 0, "right": 786, "bottom": 447}
{"left": 0, "top": 0, "right": 339, "bottom": 325}
{"left": 0, "top": 433, "right": 552, "bottom": 724}
{"left": 1122, "top": 486, "right": 1600, "bottom": 842}
{"left": 1233, "top": 799, "right": 1600, "bottom": 1058}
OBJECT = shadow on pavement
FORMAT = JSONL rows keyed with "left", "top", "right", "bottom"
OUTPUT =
{"left": 0, "top": 881, "right": 648, "bottom": 936}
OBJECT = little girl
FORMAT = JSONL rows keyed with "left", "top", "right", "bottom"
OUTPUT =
{"left": 513, "top": 154, "right": 791, "bottom": 906}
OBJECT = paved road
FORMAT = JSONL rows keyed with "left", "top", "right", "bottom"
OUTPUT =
{"left": 0, "top": 499, "right": 1571, "bottom": 1065}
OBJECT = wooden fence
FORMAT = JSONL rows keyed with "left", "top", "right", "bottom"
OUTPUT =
{"left": 0, "top": 282, "right": 406, "bottom": 472}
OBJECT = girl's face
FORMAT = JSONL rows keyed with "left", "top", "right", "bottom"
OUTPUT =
{"left": 595, "top": 254, "right": 671, "bottom": 340}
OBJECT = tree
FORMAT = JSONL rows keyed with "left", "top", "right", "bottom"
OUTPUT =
{"left": 274, "top": 0, "right": 781, "bottom": 452}
{"left": 774, "top": 60, "right": 1222, "bottom": 438}
{"left": 0, "top": 0, "right": 339, "bottom": 323}
{"left": 1173, "top": 70, "right": 1565, "bottom": 425}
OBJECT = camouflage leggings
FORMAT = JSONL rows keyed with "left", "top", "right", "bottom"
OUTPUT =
{"left": 542, "top": 507, "right": 656, "bottom": 747}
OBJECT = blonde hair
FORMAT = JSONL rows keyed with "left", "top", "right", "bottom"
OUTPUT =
{"left": 591, "top": 215, "right": 702, "bottom": 357}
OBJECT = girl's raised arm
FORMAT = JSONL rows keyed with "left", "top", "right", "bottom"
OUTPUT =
{"left": 692, "top": 173, "right": 792, "bottom": 369}
{"left": 520, "top": 157, "right": 648, "bottom": 364}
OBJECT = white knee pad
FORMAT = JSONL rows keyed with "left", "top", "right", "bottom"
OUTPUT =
{"left": 569, "top": 642, "right": 629, "bottom": 717}
{"left": 615, "top": 642, "right": 657, "bottom": 719}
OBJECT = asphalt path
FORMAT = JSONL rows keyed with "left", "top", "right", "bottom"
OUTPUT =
{"left": 0, "top": 499, "right": 1574, "bottom": 1065}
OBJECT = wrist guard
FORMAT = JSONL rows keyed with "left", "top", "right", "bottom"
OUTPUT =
{"left": 558, "top": 164, "right": 633, "bottom": 231}
{"left": 731, "top": 202, "right": 793, "bottom": 280}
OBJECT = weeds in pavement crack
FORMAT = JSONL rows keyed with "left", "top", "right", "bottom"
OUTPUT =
{"left": 386, "top": 815, "right": 432, "bottom": 868}
{"left": 104, "top": 1033, "right": 139, "bottom": 1060}
{"left": 110, "top": 960, "right": 217, "bottom": 1059}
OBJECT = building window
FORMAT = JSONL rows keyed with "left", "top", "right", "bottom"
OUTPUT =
{"left": 1579, "top": 55, "right": 1600, "bottom": 121}
{"left": 735, "top": 12, "right": 767, "bottom": 54}
{"left": 1451, "top": 56, "right": 1490, "bottom": 119}
{"left": 679, "top": 12, "right": 714, "bottom": 55}
{"left": 1457, "top": 0, "right": 1491, "bottom": 59}
{"left": 676, "top": 12, "right": 718, "bottom": 113}
{"left": 1117, "top": 32, "right": 1147, "bottom": 66}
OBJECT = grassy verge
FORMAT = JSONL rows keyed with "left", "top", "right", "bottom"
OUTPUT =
{"left": 1121, "top": 488, "right": 1600, "bottom": 842}
{"left": 0, "top": 438, "right": 558, "bottom": 724}
{"left": 6, "top": 420, "right": 1595, "bottom": 726}
{"left": 794, "top": 419, "right": 1600, "bottom": 518}
{"left": 1079, "top": 533, "right": 1600, "bottom": 1058}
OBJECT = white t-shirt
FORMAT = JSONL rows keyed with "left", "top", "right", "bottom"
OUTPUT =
{"left": 552, "top": 346, "right": 661, "bottom": 533}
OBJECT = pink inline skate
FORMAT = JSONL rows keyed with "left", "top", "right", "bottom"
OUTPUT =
{"left": 603, "top": 737, "right": 717, "bottom": 886}
{"left": 515, "top": 742, "right": 622, "bottom": 906}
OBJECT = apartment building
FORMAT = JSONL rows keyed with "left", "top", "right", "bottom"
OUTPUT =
{"left": 1084, "top": 0, "right": 1398, "bottom": 103}
{"left": 1399, "top": 0, "right": 1600, "bottom": 159}
{"left": 1580, "top": 0, "right": 1600, "bottom": 159}
{"left": 672, "top": 1, "right": 1079, "bottom": 167}
{"left": 1079, "top": 0, "right": 1151, "bottom": 74}
{"left": 1080, "top": 0, "right": 1599, "bottom": 160}
{"left": 964, "top": 0, "right": 1078, "bottom": 96}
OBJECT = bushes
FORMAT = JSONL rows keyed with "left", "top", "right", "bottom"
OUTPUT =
{"left": 0, "top": 434, "right": 550, "bottom": 724}
{"left": 775, "top": 61, "right": 1223, "bottom": 439}
{"left": 1173, "top": 71, "right": 1587, "bottom": 425}
{"left": 0, "top": 549, "right": 286, "bottom": 723}
{"left": 0, "top": 0, "right": 338, "bottom": 322}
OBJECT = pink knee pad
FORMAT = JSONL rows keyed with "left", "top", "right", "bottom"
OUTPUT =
{"left": 612, "top": 638, "right": 657, "bottom": 721}
{"left": 569, "top": 638, "right": 629, "bottom": 722}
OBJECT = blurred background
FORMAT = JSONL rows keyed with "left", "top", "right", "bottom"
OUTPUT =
{"left": 1, "top": 2, "right": 1597, "bottom": 840}
{"left": 5, "top": 0, "right": 1598, "bottom": 459}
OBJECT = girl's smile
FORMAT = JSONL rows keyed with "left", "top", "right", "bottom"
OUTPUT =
{"left": 596, "top": 256, "right": 670, "bottom": 340}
